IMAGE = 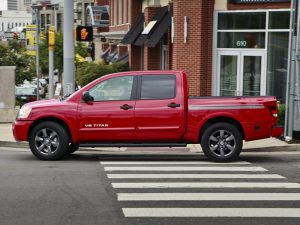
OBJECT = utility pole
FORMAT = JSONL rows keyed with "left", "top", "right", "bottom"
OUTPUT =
{"left": 63, "top": 0, "right": 75, "bottom": 96}
{"left": 285, "top": 0, "right": 300, "bottom": 141}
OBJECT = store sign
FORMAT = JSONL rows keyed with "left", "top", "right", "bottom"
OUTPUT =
{"left": 229, "top": 0, "right": 290, "bottom": 3}
{"left": 76, "top": 26, "right": 93, "bottom": 42}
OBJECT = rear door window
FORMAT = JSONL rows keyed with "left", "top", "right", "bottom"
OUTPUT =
{"left": 140, "top": 75, "right": 176, "bottom": 100}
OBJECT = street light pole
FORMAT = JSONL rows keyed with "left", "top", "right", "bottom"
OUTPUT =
{"left": 63, "top": 0, "right": 75, "bottom": 96}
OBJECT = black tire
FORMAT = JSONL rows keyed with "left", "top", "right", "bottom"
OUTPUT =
{"left": 29, "top": 121, "right": 70, "bottom": 160}
{"left": 67, "top": 144, "right": 79, "bottom": 154}
{"left": 201, "top": 122, "right": 243, "bottom": 162}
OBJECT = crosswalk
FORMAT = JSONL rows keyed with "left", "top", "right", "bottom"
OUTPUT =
{"left": 99, "top": 160, "right": 300, "bottom": 218}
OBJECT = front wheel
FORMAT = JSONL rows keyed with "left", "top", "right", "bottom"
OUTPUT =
{"left": 29, "top": 121, "right": 70, "bottom": 160}
{"left": 201, "top": 122, "right": 243, "bottom": 162}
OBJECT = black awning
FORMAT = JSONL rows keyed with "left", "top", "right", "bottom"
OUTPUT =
{"left": 121, "top": 13, "right": 144, "bottom": 45}
{"left": 134, "top": 6, "right": 171, "bottom": 48}
{"left": 147, "top": 10, "right": 171, "bottom": 48}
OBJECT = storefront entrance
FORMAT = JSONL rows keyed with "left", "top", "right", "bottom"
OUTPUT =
{"left": 217, "top": 50, "right": 266, "bottom": 96}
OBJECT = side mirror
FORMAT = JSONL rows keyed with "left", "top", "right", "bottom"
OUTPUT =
{"left": 82, "top": 91, "right": 94, "bottom": 102}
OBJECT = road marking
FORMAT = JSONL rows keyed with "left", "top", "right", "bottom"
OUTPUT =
{"left": 107, "top": 173, "right": 284, "bottom": 179}
{"left": 117, "top": 192, "right": 300, "bottom": 201}
{"left": 112, "top": 182, "right": 300, "bottom": 189}
{"left": 104, "top": 166, "right": 267, "bottom": 172}
{"left": 122, "top": 208, "right": 300, "bottom": 218}
{"left": 100, "top": 161, "right": 251, "bottom": 165}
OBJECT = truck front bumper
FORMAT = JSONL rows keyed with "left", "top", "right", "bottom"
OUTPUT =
{"left": 12, "top": 120, "right": 33, "bottom": 142}
{"left": 271, "top": 125, "right": 284, "bottom": 137}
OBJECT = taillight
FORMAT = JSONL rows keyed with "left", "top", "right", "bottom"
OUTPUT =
{"left": 268, "top": 103, "right": 278, "bottom": 117}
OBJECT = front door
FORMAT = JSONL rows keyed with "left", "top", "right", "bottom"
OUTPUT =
{"left": 217, "top": 50, "right": 266, "bottom": 96}
{"left": 78, "top": 75, "right": 136, "bottom": 142}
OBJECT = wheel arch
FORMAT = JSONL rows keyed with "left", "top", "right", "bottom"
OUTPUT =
{"left": 199, "top": 116, "right": 245, "bottom": 142}
{"left": 28, "top": 117, "right": 73, "bottom": 143}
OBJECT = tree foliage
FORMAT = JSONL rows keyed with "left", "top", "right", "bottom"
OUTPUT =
{"left": 39, "top": 32, "right": 89, "bottom": 76}
{"left": 76, "top": 62, "right": 129, "bottom": 87}
{"left": 0, "top": 41, "right": 35, "bottom": 84}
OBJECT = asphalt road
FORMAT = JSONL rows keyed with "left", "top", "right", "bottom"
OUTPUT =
{"left": 0, "top": 148, "right": 300, "bottom": 225}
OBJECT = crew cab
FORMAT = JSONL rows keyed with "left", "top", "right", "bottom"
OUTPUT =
{"left": 13, "top": 71, "right": 283, "bottom": 162}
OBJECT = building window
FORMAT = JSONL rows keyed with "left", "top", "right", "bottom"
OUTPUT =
{"left": 123, "top": 0, "right": 128, "bottom": 24}
{"left": 269, "top": 11, "right": 290, "bottom": 29}
{"left": 118, "top": 0, "right": 123, "bottom": 24}
{"left": 218, "top": 32, "right": 265, "bottom": 49}
{"left": 114, "top": 0, "right": 118, "bottom": 25}
{"left": 218, "top": 12, "right": 266, "bottom": 30}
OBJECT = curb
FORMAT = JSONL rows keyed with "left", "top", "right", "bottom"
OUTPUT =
{"left": 0, "top": 141, "right": 28, "bottom": 149}
{"left": 1, "top": 140, "right": 300, "bottom": 153}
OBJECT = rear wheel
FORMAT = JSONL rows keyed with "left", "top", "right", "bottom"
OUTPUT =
{"left": 201, "top": 122, "right": 243, "bottom": 162}
{"left": 29, "top": 121, "right": 69, "bottom": 160}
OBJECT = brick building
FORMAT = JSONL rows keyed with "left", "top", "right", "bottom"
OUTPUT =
{"left": 100, "top": 0, "right": 291, "bottom": 100}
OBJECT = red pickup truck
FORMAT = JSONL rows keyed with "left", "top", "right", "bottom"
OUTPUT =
{"left": 13, "top": 71, "right": 283, "bottom": 162}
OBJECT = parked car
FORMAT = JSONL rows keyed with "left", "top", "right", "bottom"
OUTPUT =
{"left": 13, "top": 71, "right": 283, "bottom": 161}
{"left": 15, "top": 86, "right": 37, "bottom": 106}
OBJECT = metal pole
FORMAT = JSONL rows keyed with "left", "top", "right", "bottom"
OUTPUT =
{"left": 35, "top": 8, "right": 40, "bottom": 100}
{"left": 63, "top": 0, "right": 75, "bottom": 96}
{"left": 54, "top": 6, "right": 58, "bottom": 32}
{"left": 49, "top": 47, "right": 54, "bottom": 99}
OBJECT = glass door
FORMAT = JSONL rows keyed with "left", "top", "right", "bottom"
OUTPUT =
{"left": 217, "top": 50, "right": 266, "bottom": 96}
{"left": 241, "top": 51, "right": 265, "bottom": 96}
{"left": 217, "top": 52, "right": 240, "bottom": 96}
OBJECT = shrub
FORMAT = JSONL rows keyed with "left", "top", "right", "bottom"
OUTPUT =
{"left": 277, "top": 104, "right": 285, "bottom": 126}
{"left": 76, "top": 62, "right": 129, "bottom": 87}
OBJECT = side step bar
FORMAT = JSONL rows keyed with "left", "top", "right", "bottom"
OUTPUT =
{"left": 79, "top": 143, "right": 188, "bottom": 148}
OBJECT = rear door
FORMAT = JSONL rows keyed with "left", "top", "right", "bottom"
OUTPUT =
{"left": 78, "top": 75, "right": 137, "bottom": 142}
{"left": 135, "top": 73, "right": 186, "bottom": 141}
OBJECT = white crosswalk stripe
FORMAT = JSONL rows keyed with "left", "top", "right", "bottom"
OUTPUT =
{"left": 117, "top": 193, "right": 300, "bottom": 201}
{"left": 100, "top": 161, "right": 251, "bottom": 165}
{"left": 107, "top": 173, "right": 284, "bottom": 179}
{"left": 100, "top": 160, "right": 300, "bottom": 218}
{"left": 122, "top": 208, "right": 300, "bottom": 218}
{"left": 111, "top": 182, "right": 300, "bottom": 189}
{"left": 104, "top": 166, "right": 268, "bottom": 172}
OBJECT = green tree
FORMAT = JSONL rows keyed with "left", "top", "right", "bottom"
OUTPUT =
{"left": 39, "top": 32, "right": 89, "bottom": 76}
{"left": 76, "top": 62, "right": 129, "bottom": 87}
{"left": 0, "top": 41, "right": 35, "bottom": 84}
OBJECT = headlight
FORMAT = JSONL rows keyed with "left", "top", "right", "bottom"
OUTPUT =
{"left": 17, "top": 106, "right": 32, "bottom": 119}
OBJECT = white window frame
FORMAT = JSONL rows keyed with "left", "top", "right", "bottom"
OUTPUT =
{"left": 212, "top": 9, "right": 291, "bottom": 96}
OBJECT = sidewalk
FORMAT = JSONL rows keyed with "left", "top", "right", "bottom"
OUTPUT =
{"left": 1, "top": 123, "right": 300, "bottom": 152}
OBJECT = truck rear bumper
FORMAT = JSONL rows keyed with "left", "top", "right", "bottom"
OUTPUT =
{"left": 271, "top": 125, "right": 284, "bottom": 137}
{"left": 12, "top": 120, "right": 32, "bottom": 142}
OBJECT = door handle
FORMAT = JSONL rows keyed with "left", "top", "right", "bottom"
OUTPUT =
{"left": 168, "top": 103, "right": 181, "bottom": 108}
{"left": 120, "top": 104, "right": 133, "bottom": 110}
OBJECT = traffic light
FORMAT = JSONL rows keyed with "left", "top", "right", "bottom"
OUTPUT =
{"left": 49, "top": 30, "right": 55, "bottom": 46}
{"left": 76, "top": 26, "right": 93, "bottom": 42}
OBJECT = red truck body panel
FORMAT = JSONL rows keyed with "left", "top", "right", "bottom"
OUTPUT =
{"left": 13, "top": 71, "right": 282, "bottom": 145}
